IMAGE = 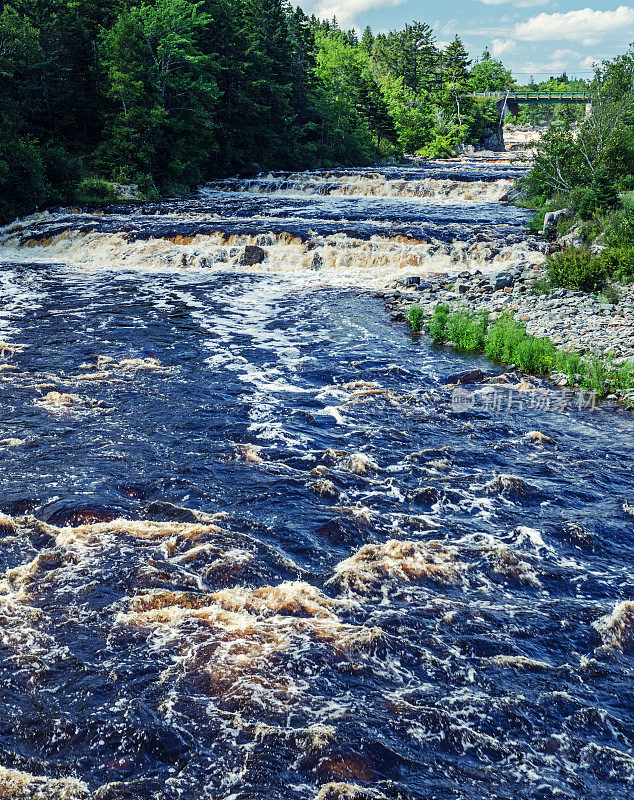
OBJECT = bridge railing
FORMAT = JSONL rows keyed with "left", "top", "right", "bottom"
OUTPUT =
{"left": 472, "top": 91, "right": 592, "bottom": 102}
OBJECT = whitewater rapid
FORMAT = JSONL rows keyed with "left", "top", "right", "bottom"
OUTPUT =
{"left": 0, "top": 160, "right": 545, "bottom": 287}
{"left": 0, "top": 159, "right": 632, "bottom": 800}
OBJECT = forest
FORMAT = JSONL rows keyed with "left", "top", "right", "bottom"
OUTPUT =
{"left": 0, "top": 0, "right": 521, "bottom": 222}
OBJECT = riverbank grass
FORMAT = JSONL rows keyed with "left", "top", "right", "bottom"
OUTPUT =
{"left": 408, "top": 304, "right": 634, "bottom": 402}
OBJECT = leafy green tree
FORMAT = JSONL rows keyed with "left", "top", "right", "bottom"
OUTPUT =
{"left": 440, "top": 36, "right": 472, "bottom": 137}
{"left": 470, "top": 55, "right": 514, "bottom": 93}
{"left": 378, "top": 73, "right": 432, "bottom": 151}
{"left": 99, "top": 0, "right": 219, "bottom": 188}
{"left": 525, "top": 124, "right": 586, "bottom": 196}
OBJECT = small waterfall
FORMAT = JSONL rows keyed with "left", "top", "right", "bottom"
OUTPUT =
{"left": 0, "top": 159, "right": 544, "bottom": 286}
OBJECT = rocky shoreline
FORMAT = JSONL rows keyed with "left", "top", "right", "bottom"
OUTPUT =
{"left": 379, "top": 264, "right": 634, "bottom": 366}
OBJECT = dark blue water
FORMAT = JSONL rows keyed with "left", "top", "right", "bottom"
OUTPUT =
{"left": 0, "top": 163, "right": 633, "bottom": 800}
{"left": 12, "top": 194, "right": 531, "bottom": 245}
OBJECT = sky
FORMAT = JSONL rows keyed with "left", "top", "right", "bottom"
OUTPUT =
{"left": 296, "top": 1, "right": 634, "bottom": 81}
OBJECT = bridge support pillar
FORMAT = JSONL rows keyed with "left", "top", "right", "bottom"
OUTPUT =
{"left": 496, "top": 99, "right": 520, "bottom": 119}
{"left": 585, "top": 102, "right": 592, "bottom": 119}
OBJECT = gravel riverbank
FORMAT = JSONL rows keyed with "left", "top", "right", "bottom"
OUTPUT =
{"left": 380, "top": 265, "right": 634, "bottom": 365}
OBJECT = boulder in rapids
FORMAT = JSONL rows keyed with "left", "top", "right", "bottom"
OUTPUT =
{"left": 239, "top": 162, "right": 262, "bottom": 177}
{"left": 446, "top": 369, "right": 494, "bottom": 385}
{"left": 242, "top": 245, "right": 266, "bottom": 266}
{"left": 499, "top": 183, "right": 526, "bottom": 204}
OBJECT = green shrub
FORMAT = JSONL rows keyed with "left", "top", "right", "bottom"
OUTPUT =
{"left": 570, "top": 186, "right": 598, "bottom": 221}
{"left": 602, "top": 206, "right": 634, "bottom": 247}
{"left": 406, "top": 304, "right": 425, "bottom": 332}
{"left": 567, "top": 171, "right": 621, "bottom": 222}
{"left": 427, "top": 304, "right": 450, "bottom": 343}
{"left": 531, "top": 276, "right": 551, "bottom": 295}
{"left": 617, "top": 174, "right": 634, "bottom": 192}
{"left": 599, "top": 246, "right": 634, "bottom": 283}
{"left": 76, "top": 178, "right": 119, "bottom": 203}
{"left": 546, "top": 247, "right": 609, "bottom": 292}
{"left": 528, "top": 208, "right": 548, "bottom": 234}
{"left": 446, "top": 309, "right": 489, "bottom": 352}
{"left": 599, "top": 283, "right": 621, "bottom": 304}
{"left": 528, "top": 203, "right": 563, "bottom": 234}
{"left": 416, "top": 135, "right": 457, "bottom": 159}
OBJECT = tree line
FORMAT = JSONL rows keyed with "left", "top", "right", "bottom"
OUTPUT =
{"left": 0, "top": 0, "right": 515, "bottom": 222}
{"left": 524, "top": 47, "right": 634, "bottom": 294}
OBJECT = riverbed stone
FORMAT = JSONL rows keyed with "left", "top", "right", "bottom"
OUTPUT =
{"left": 490, "top": 272, "right": 515, "bottom": 290}
{"left": 242, "top": 245, "right": 266, "bottom": 265}
{"left": 390, "top": 266, "right": 634, "bottom": 368}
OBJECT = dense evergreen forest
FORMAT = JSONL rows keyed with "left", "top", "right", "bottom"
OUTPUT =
{"left": 0, "top": 0, "right": 519, "bottom": 222}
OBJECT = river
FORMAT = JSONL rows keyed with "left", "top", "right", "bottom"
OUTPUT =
{"left": 0, "top": 159, "right": 632, "bottom": 800}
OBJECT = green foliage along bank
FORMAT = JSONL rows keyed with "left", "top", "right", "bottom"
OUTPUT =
{"left": 0, "top": 1, "right": 511, "bottom": 223}
{"left": 520, "top": 47, "right": 634, "bottom": 297}
{"left": 407, "top": 304, "right": 634, "bottom": 403}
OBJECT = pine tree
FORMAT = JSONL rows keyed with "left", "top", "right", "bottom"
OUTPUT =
{"left": 99, "top": 0, "right": 218, "bottom": 187}
{"left": 441, "top": 36, "right": 472, "bottom": 138}
{"left": 443, "top": 36, "right": 471, "bottom": 85}
{"left": 360, "top": 26, "right": 374, "bottom": 54}
{"left": 356, "top": 71, "right": 397, "bottom": 145}
{"left": 591, "top": 168, "right": 619, "bottom": 211}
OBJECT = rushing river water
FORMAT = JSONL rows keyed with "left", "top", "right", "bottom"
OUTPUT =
{"left": 0, "top": 159, "right": 633, "bottom": 800}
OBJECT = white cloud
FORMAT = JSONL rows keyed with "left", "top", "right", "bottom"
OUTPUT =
{"left": 514, "top": 6, "right": 634, "bottom": 46}
{"left": 297, "top": 1, "right": 407, "bottom": 28}
{"left": 471, "top": 0, "right": 548, "bottom": 6}
{"left": 491, "top": 38, "right": 516, "bottom": 57}
{"left": 580, "top": 54, "right": 600, "bottom": 70}
{"left": 517, "top": 48, "right": 592, "bottom": 75}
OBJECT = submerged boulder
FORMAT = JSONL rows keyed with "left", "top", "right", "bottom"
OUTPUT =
{"left": 446, "top": 369, "right": 493, "bottom": 385}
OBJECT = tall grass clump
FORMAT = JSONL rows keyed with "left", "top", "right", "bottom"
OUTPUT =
{"left": 418, "top": 305, "right": 488, "bottom": 350}
{"left": 446, "top": 309, "right": 489, "bottom": 352}
{"left": 485, "top": 314, "right": 557, "bottom": 373}
{"left": 407, "top": 304, "right": 634, "bottom": 403}
{"left": 426, "top": 304, "right": 450, "bottom": 343}
{"left": 405, "top": 304, "right": 425, "bottom": 332}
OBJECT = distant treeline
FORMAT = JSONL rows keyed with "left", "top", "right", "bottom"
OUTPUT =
{"left": 1, "top": 0, "right": 521, "bottom": 221}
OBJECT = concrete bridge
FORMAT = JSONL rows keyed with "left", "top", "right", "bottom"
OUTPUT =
{"left": 473, "top": 90, "right": 593, "bottom": 118}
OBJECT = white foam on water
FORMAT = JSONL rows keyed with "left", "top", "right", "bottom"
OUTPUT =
{"left": 0, "top": 226, "right": 544, "bottom": 288}
{"left": 204, "top": 172, "right": 515, "bottom": 204}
